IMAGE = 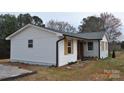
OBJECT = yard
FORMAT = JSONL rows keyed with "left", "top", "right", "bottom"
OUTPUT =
{"left": 0, "top": 51, "right": 124, "bottom": 81}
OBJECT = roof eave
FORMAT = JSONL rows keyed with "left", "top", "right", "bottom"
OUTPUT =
{"left": 64, "top": 34, "right": 102, "bottom": 40}
{"left": 5, "top": 37, "right": 10, "bottom": 40}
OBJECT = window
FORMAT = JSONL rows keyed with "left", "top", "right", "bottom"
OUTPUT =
{"left": 101, "top": 41, "right": 104, "bottom": 51}
{"left": 88, "top": 42, "right": 93, "bottom": 50}
{"left": 67, "top": 40, "right": 73, "bottom": 54}
{"left": 64, "top": 38, "right": 73, "bottom": 55}
{"left": 28, "top": 40, "right": 33, "bottom": 48}
{"left": 105, "top": 42, "right": 108, "bottom": 50}
{"left": 101, "top": 41, "right": 108, "bottom": 51}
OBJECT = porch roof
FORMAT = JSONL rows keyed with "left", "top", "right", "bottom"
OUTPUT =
{"left": 74, "top": 31, "right": 105, "bottom": 40}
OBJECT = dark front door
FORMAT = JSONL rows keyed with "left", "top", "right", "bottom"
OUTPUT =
{"left": 77, "top": 40, "right": 84, "bottom": 60}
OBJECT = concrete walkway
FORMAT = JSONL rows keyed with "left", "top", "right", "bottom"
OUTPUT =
{"left": 0, "top": 64, "right": 34, "bottom": 80}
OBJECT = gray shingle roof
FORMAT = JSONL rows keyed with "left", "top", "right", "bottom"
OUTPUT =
{"left": 44, "top": 27, "right": 105, "bottom": 40}
{"left": 75, "top": 31, "right": 105, "bottom": 40}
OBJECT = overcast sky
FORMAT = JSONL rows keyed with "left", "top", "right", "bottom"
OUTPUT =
{"left": 1, "top": 12, "right": 124, "bottom": 29}
{"left": 1, "top": 12, "right": 124, "bottom": 40}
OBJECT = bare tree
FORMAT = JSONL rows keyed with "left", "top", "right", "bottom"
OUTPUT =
{"left": 100, "top": 12, "right": 122, "bottom": 42}
{"left": 47, "top": 20, "right": 77, "bottom": 33}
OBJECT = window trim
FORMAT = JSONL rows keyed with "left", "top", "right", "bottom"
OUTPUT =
{"left": 28, "top": 39, "right": 33, "bottom": 48}
{"left": 67, "top": 39, "right": 73, "bottom": 54}
{"left": 88, "top": 42, "right": 93, "bottom": 51}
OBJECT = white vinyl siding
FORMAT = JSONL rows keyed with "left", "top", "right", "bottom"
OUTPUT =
{"left": 84, "top": 40, "right": 99, "bottom": 57}
{"left": 10, "top": 26, "right": 59, "bottom": 66}
{"left": 100, "top": 35, "right": 108, "bottom": 58}
{"left": 58, "top": 38, "right": 77, "bottom": 66}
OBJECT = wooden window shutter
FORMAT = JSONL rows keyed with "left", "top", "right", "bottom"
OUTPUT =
{"left": 64, "top": 37, "right": 68, "bottom": 55}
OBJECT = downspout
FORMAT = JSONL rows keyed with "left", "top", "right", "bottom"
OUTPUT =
{"left": 98, "top": 40, "right": 100, "bottom": 59}
{"left": 56, "top": 36, "right": 65, "bottom": 67}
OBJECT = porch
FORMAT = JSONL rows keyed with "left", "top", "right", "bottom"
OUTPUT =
{"left": 77, "top": 40, "right": 100, "bottom": 61}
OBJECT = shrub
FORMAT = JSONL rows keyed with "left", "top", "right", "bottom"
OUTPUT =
{"left": 68, "top": 61, "right": 77, "bottom": 65}
{"left": 112, "top": 50, "right": 116, "bottom": 58}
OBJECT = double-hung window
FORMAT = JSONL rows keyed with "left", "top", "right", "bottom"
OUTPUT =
{"left": 101, "top": 41, "right": 104, "bottom": 51}
{"left": 28, "top": 40, "right": 33, "bottom": 48}
{"left": 67, "top": 40, "right": 73, "bottom": 54}
{"left": 88, "top": 42, "right": 93, "bottom": 50}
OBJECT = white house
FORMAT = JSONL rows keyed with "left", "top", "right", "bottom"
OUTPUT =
{"left": 6, "top": 24, "right": 108, "bottom": 67}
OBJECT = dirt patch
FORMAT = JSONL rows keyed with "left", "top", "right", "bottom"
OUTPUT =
{"left": 0, "top": 51, "right": 124, "bottom": 81}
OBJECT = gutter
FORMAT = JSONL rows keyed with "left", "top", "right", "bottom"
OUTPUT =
{"left": 56, "top": 37, "right": 65, "bottom": 67}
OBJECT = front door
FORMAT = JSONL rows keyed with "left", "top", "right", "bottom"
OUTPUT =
{"left": 77, "top": 40, "right": 84, "bottom": 60}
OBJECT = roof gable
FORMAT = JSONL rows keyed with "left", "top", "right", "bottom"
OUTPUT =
{"left": 6, "top": 24, "right": 62, "bottom": 40}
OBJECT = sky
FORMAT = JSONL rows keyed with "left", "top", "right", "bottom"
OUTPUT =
{"left": 1, "top": 12, "right": 124, "bottom": 29}
{"left": 1, "top": 12, "right": 124, "bottom": 41}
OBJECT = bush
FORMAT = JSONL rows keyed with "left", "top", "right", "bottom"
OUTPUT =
{"left": 0, "top": 39, "right": 10, "bottom": 59}
{"left": 68, "top": 61, "right": 77, "bottom": 65}
{"left": 121, "top": 41, "right": 124, "bottom": 49}
{"left": 112, "top": 50, "right": 116, "bottom": 58}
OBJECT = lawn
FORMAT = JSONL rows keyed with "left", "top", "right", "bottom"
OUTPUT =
{"left": 0, "top": 51, "right": 124, "bottom": 81}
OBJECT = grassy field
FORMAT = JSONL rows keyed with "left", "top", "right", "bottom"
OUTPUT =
{"left": 0, "top": 51, "right": 124, "bottom": 81}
